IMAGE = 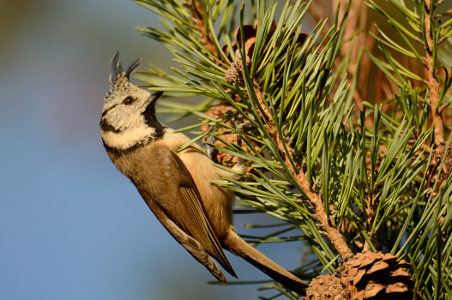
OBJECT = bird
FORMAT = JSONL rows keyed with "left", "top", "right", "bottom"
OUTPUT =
{"left": 100, "top": 51, "right": 308, "bottom": 295}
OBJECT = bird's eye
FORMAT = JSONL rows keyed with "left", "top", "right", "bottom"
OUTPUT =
{"left": 122, "top": 96, "right": 137, "bottom": 105}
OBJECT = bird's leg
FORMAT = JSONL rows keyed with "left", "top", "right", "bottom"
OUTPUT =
{"left": 230, "top": 119, "right": 250, "bottom": 175}
{"left": 205, "top": 111, "right": 236, "bottom": 162}
{"left": 207, "top": 114, "right": 252, "bottom": 180}
{"left": 205, "top": 135, "right": 217, "bottom": 162}
{"left": 215, "top": 118, "right": 253, "bottom": 180}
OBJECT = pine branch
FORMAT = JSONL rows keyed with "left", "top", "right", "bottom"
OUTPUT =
{"left": 424, "top": 0, "right": 445, "bottom": 145}
{"left": 250, "top": 78, "right": 353, "bottom": 258}
{"left": 134, "top": 0, "right": 451, "bottom": 298}
{"left": 185, "top": 0, "right": 219, "bottom": 59}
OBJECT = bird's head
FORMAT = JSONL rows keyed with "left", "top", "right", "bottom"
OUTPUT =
{"left": 100, "top": 51, "right": 164, "bottom": 155}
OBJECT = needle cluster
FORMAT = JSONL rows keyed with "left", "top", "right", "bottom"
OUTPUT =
{"left": 134, "top": 0, "right": 451, "bottom": 298}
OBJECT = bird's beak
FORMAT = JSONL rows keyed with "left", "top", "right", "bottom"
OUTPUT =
{"left": 149, "top": 91, "right": 163, "bottom": 106}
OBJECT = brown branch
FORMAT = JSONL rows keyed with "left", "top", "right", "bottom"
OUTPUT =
{"left": 441, "top": 9, "right": 452, "bottom": 17}
{"left": 187, "top": 0, "right": 218, "bottom": 58}
{"left": 363, "top": 190, "right": 381, "bottom": 252}
{"left": 424, "top": 0, "right": 444, "bottom": 146}
{"left": 252, "top": 81, "right": 353, "bottom": 259}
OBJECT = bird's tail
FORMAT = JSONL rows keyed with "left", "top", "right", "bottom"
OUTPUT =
{"left": 224, "top": 230, "right": 308, "bottom": 295}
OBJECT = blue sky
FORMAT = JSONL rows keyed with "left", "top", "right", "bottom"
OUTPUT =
{"left": 0, "top": 1, "right": 304, "bottom": 299}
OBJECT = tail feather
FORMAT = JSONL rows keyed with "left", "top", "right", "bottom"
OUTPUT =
{"left": 224, "top": 230, "right": 308, "bottom": 295}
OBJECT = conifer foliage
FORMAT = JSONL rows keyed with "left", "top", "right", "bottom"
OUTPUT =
{"left": 134, "top": 0, "right": 451, "bottom": 298}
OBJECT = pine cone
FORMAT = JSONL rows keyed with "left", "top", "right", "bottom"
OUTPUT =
{"left": 306, "top": 274, "right": 348, "bottom": 300}
{"left": 339, "top": 251, "right": 417, "bottom": 300}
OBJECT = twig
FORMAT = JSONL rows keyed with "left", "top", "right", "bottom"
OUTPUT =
{"left": 440, "top": 9, "right": 452, "bottom": 17}
{"left": 186, "top": 0, "right": 218, "bottom": 58}
{"left": 363, "top": 190, "right": 380, "bottom": 251}
{"left": 424, "top": 0, "right": 444, "bottom": 146}
{"left": 252, "top": 81, "right": 353, "bottom": 259}
{"left": 196, "top": 0, "right": 353, "bottom": 259}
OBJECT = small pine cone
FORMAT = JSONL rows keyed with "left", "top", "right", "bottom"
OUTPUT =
{"left": 339, "top": 251, "right": 417, "bottom": 300}
{"left": 306, "top": 275, "right": 348, "bottom": 300}
{"left": 225, "top": 50, "right": 252, "bottom": 84}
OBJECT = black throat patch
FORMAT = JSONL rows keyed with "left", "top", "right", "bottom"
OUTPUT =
{"left": 142, "top": 100, "right": 165, "bottom": 140}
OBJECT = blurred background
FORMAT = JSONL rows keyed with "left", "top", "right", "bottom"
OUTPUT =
{"left": 0, "top": 1, "right": 304, "bottom": 299}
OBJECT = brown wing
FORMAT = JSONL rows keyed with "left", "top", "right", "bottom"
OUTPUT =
{"left": 133, "top": 143, "right": 236, "bottom": 279}
{"left": 150, "top": 204, "right": 227, "bottom": 283}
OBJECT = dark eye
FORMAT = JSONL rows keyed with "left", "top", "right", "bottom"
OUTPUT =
{"left": 122, "top": 96, "right": 137, "bottom": 105}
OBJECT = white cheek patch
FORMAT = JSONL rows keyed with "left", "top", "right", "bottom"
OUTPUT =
{"left": 102, "top": 124, "right": 156, "bottom": 150}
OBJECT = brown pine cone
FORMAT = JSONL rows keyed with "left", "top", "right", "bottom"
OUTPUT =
{"left": 306, "top": 274, "right": 348, "bottom": 300}
{"left": 338, "top": 251, "right": 417, "bottom": 300}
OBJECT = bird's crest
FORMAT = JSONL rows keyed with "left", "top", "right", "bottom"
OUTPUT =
{"left": 109, "top": 51, "right": 143, "bottom": 84}
{"left": 103, "top": 51, "right": 144, "bottom": 106}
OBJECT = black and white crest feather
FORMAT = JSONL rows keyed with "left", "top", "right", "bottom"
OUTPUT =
{"left": 109, "top": 51, "right": 143, "bottom": 83}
